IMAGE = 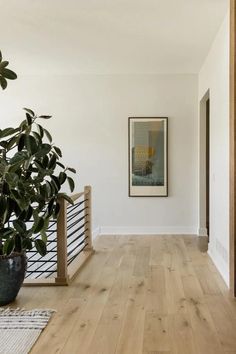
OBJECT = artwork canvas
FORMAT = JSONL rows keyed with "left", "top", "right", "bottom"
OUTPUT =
{"left": 128, "top": 117, "right": 168, "bottom": 197}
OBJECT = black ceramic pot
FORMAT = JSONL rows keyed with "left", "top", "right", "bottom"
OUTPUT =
{"left": 0, "top": 253, "right": 27, "bottom": 306}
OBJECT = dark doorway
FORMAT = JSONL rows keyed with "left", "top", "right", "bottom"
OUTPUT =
{"left": 206, "top": 98, "right": 210, "bottom": 241}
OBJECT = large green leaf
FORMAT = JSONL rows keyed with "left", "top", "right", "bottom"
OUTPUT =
{"left": 42, "top": 155, "right": 49, "bottom": 169}
{"left": 0, "top": 140, "right": 8, "bottom": 148}
{"left": 59, "top": 172, "right": 67, "bottom": 185}
{"left": 67, "top": 167, "right": 76, "bottom": 174}
{"left": 2, "top": 228, "right": 15, "bottom": 238}
{"left": 35, "top": 239, "right": 47, "bottom": 256}
{"left": 24, "top": 135, "right": 38, "bottom": 155}
{"left": 40, "top": 230, "right": 47, "bottom": 243}
{"left": 3, "top": 237, "right": 15, "bottom": 255}
{"left": 13, "top": 219, "right": 26, "bottom": 234}
{"left": 34, "top": 160, "right": 44, "bottom": 172}
{"left": 5, "top": 173, "right": 19, "bottom": 189}
{"left": 39, "top": 115, "right": 52, "bottom": 119}
{"left": 0, "top": 127, "right": 16, "bottom": 139}
{"left": 34, "top": 143, "right": 51, "bottom": 158}
{"left": 39, "top": 184, "right": 48, "bottom": 199}
{"left": 22, "top": 238, "right": 33, "bottom": 251}
{"left": 18, "top": 209, "right": 27, "bottom": 221}
{"left": 4, "top": 198, "right": 15, "bottom": 223}
{"left": 26, "top": 113, "right": 32, "bottom": 126}
{"left": 53, "top": 146, "right": 62, "bottom": 157}
{"left": 33, "top": 217, "right": 44, "bottom": 234}
{"left": 43, "top": 128, "right": 52, "bottom": 142}
{"left": 47, "top": 197, "right": 55, "bottom": 216}
{"left": 1, "top": 68, "right": 17, "bottom": 80}
{"left": 56, "top": 161, "right": 65, "bottom": 169}
{"left": 9, "top": 151, "right": 28, "bottom": 165}
{"left": 2, "top": 181, "right": 10, "bottom": 195}
{"left": 67, "top": 176, "right": 75, "bottom": 192}
{"left": 45, "top": 180, "right": 53, "bottom": 197}
{"left": 32, "top": 131, "right": 42, "bottom": 143}
{"left": 23, "top": 108, "right": 35, "bottom": 117}
{"left": 17, "top": 134, "right": 25, "bottom": 151}
{"left": 36, "top": 124, "right": 44, "bottom": 138}
{"left": 0, "top": 76, "right": 7, "bottom": 90}
{"left": 48, "top": 154, "right": 57, "bottom": 169}
{"left": 14, "top": 234, "right": 22, "bottom": 252}
{"left": 7, "top": 136, "right": 17, "bottom": 150}
{"left": 0, "top": 61, "right": 9, "bottom": 69}
{"left": 24, "top": 205, "right": 33, "bottom": 222}
{"left": 51, "top": 175, "right": 60, "bottom": 191}
{"left": 0, "top": 196, "right": 7, "bottom": 218}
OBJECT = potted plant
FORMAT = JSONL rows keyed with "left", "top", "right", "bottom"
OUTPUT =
{"left": 0, "top": 51, "right": 76, "bottom": 305}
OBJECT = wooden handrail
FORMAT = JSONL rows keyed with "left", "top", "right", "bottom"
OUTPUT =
{"left": 70, "top": 188, "right": 91, "bottom": 203}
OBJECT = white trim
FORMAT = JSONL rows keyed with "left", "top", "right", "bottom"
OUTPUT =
{"left": 100, "top": 226, "right": 198, "bottom": 235}
{"left": 208, "top": 247, "right": 229, "bottom": 287}
{"left": 198, "top": 227, "right": 208, "bottom": 236}
{"left": 92, "top": 227, "right": 101, "bottom": 240}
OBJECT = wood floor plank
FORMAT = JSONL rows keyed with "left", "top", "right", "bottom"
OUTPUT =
{"left": 59, "top": 250, "right": 121, "bottom": 353}
{"left": 205, "top": 294, "right": 236, "bottom": 352}
{"left": 182, "top": 275, "right": 225, "bottom": 354}
{"left": 143, "top": 311, "right": 171, "bottom": 353}
{"left": 146, "top": 265, "right": 167, "bottom": 315}
{"left": 115, "top": 276, "right": 146, "bottom": 354}
{"left": 194, "top": 264, "right": 222, "bottom": 295}
{"left": 133, "top": 246, "right": 150, "bottom": 277}
{"left": 87, "top": 254, "right": 135, "bottom": 354}
{"left": 165, "top": 268, "right": 196, "bottom": 354}
{"left": 12, "top": 235, "right": 236, "bottom": 354}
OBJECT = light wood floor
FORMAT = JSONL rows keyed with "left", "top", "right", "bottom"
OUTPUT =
{"left": 15, "top": 235, "right": 236, "bottom": 354}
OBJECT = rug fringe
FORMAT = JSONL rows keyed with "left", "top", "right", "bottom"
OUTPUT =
{"left": 0, "top": 308, "right": 55, "bottom": 317}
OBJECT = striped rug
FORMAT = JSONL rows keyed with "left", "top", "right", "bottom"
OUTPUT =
{"left": 0, "top": 308, "right": 55, "bottom": 354}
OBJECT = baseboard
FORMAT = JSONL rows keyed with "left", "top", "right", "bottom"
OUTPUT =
{"left": 198, "top": 227, "right": 208, "bottom": 236}
{"left": 100, "top": 226, "right": 198, "bottom": 235}
{"left": 197, "top": 236, "right": 208, "bottom": 253}
{"left": 92, "top": 227, "right": 101, "bottom": 240}
{"left": 208, "top": 247, "right": 229, "bottom": 288}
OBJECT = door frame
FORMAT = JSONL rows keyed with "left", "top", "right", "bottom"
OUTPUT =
{"left": 199, "top": 90, "right": 210, "bottom": 239}
{"left": 230, "top": 0, "right": 236, "bottom": 297}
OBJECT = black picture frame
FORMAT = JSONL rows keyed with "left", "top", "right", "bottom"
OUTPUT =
{"left": 128, "top": 117, "right": 168, "bottom": 197}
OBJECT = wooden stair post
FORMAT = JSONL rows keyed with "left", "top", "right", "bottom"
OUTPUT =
{"left": 84, "top": 185, "right": 93, "bottom": 251}
{"left": 55, "top": 197, "right": 69, "bottom": 285}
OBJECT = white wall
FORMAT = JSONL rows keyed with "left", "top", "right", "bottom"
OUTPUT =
{"left": 198, "top": 12, "right": 230, "bottom": 285}
{"left": 0, "top": 74, "right": 198, "bottom": 235}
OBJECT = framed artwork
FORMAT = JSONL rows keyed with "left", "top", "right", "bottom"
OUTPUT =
{"left": 128, "top": 117, "right": 168, "bottom": 197}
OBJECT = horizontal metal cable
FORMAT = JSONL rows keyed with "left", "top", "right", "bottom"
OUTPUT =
{"left": 67, "top": 200, "right": 86, "bottom": 215}
{"left": 34, "top": 261, "right": 57, "bottom": 279}
{"left": 67, "top": 237, "right": 88, "bottom": 258}
{"left": 67, "top": 221, "right": 88, "bottom": 239}
{"left": 67, "top": 242, "right": 88, "bottom": 266}
{"left": 67, "top": 230, "right": 88, "bottom": 249}
{"left": 67, "top": 207, "right": 88, "bottom": 224}
{"left": 27, "top": 259, "right": 57, "bottom": 263}
{"left": 67, "top": 213, "right": 88, "bottom": 230}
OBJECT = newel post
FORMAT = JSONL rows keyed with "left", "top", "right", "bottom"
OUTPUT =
{"left": 84, "top": 185, "right": 93, "bottom": 251}
{"left": 55, "top": 197, "right": 69, "bottom": 285}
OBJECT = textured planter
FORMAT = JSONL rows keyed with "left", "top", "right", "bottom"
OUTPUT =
{"left": 0, "top": 253, "right": 27, "bottom": 306}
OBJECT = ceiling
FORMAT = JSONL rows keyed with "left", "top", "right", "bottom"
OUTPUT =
{"left": 0, "top": 0, "right": 229, "bottom": 75}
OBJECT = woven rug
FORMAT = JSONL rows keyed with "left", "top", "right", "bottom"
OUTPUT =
{"left": 0, "top": 308, "right": 55, "bottom": 354}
